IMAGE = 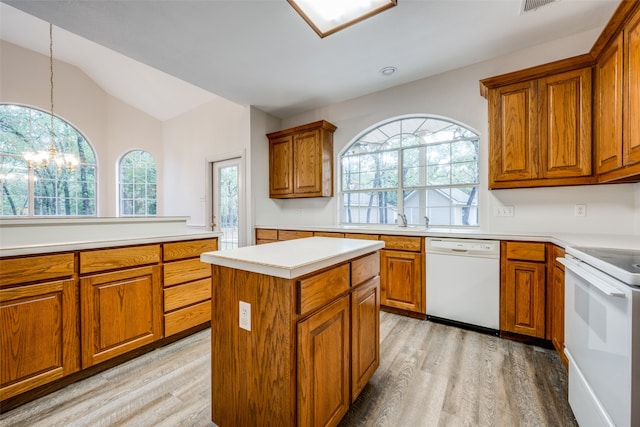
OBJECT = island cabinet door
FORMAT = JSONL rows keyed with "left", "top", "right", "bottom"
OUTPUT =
{"left": 297, "top": 295, "right": 350, "bottom": 427}
{"left": 351, "top": 276, "right": 380, "bottom": 401}
{"left": 80, "top": 265, "right": 162, "bottom": 367}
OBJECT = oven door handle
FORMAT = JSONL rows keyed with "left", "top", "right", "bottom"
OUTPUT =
{"left": 558, "top": 257, "right": 626, "bottom": 298}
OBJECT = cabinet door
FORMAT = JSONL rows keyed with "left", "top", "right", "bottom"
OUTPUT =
{"left": 81, "top": 265, "right": 162, "bottom": 367}
{"left": 351, "top": 277, "right": 380, "bottom": 401}
{"left": 625, "top": 8, "right": 640, "bottom": 166}
{"left": 539, "top": 68, "right": 592, "bottom": 178}
{"left": 0, "top": 279, "right": 79, "bottom": 400}
{"left": 501, "top": 260, "right": 546, "bottom": 338}
{"left": 550, "top": 264, "right": 567, "bottom": 368}
{"left": 298, "top": 296, "right": 350, "bottom": 427}
{"left": 269, "top": 135, "right": 293, "bottom": 197}
{"left": 488, "top": 80, "right": 537, "bottom": 185}
{"left": 380, "top": 250, "right": 424, "bottom": 314}
{"left": 595, "top": 33, "right": 624, "bottom": 174}
{"left": 293, "top": 129, "right": 323, "bottom": 195}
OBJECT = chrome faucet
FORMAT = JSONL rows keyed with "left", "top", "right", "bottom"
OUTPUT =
{"left": 397, "top": 213, "right": 408, "bottom": 227}
{"left": 424, "top": 216, "right": 430, "bottom": 228}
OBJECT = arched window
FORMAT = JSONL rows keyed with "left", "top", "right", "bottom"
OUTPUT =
{"left": 341, "top": 115, "right": 479, "bottom": 227}
{"left": 118, "top": 150, "right": 156, "bottom": 216}
{"left": 0, "top": 104, "right": 97, "bottom": 216}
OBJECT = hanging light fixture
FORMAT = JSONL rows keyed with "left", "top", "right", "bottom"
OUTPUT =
{"left": 23, "top": 24, "right": 79, "bottom": 172}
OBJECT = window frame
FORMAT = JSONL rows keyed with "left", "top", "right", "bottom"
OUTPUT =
{"left": 339, "top": 114, "right": 480, "bottom": 228}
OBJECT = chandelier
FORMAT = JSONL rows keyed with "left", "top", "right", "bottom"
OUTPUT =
{"left": 23, "top": 24, "right": 79, "bottom": 172}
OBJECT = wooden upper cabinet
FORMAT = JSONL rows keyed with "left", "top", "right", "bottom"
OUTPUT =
{"left": 267, "top": 120, "right": 336, "bottom": 199}
{"left": 268, "top": 134, "right": 293, "bottom": 196}
{"left": 595, "top": 33, "right": 624, "bottom": 175}
{"left": 488, "top": 80, "right": 537, "bottom": 184}
{"left": 539, "top": 68, "right": 592, "bottom": 179}
{"left": 484, "top": 62, "right": 594, "bottom": 189}
{"left": 594, "top": 2, "right": 640, "bottom": 182}
{"left": 625, "top": 7, "right": 640, "bottom": 167}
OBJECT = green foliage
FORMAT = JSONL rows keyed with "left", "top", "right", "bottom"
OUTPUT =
{"left": 0, "top": 104, "right": 97, "bottom": 216}
{"left": 119, "top": 150, "right": 157, "bottom": 216}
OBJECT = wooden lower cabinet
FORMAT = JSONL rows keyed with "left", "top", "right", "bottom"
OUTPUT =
{"left": 162, "top": 238, "right": 217, "bottom": 336}
{"left": 0, "top": 278, "right": 79, "bottom": 401}
{"left": 80, "top": 265, "right": 162, "bottom": 367}
{"left": 380, "top": 249, "right": 424, "bottom": 314}
{"left": 0, "top": 253, "right": 79, "bottom": 401}
{"left": 351, "top": 277, "right": 380, "bottom": 400}
{"left": 548, "top": 245, "right": 567, "bottom": 368}
{"left": 500, "top": 241, "right": 547, "bottom": 338}
{"left": 298, "top": 296, "right": 351, "bottom": 427}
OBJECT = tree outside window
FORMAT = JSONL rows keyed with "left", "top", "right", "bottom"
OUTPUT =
{"left": 341, "top": 115, "right": 479, "bottom": 227}
{"left": 0, "top": 104, "right": 97, "bottom": 216}
{"left": 119, "top": 150, "right": 156, "bottom": 216}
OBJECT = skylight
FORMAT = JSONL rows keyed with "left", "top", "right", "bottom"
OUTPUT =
{"left": 288, "top": 0, "right": 397, "bottom": 38}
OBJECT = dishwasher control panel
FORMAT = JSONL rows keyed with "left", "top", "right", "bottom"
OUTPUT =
{"left": 427, "top": 238, "right": 499, "bottom": 257}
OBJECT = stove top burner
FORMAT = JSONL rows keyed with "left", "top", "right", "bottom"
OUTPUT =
{"left": 567, "top": 246, "right": 640, "bottom": 286}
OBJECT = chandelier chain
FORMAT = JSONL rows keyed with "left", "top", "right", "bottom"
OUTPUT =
{"left": 50, "top": 23, "right": 54, "bottom": 139}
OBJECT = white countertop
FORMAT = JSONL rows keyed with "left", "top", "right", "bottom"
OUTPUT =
{"left": 200, "top": 237, "right": 385, "bottom": 279}
{"left": 255, "top": 224, "right": 640, "bottom": 251}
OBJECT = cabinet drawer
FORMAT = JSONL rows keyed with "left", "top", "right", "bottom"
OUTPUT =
{"left": 164, "top": 300, "right": 211, "bottom": 336}
{"left": 278, "top": 230, "right": 313, "bottom": 241}
{"left": 298, "top": 264, "right": 350, "bottom": 315}
{"left": 352, "top": 252, "right": 380, "bottom": 287}
{"left": 256, "top": 228, "right": 278, "bottom": 240}
{"left": 164, "top": 278, "right": 211, "bottom": 312}
{"left": 80, "top": 245, "right": 160, "bottom": 274}
{"left": 505, "top": 241, "right": 546, "bottom": 262}
{"left": 164, "top": 258, "right": 211, "bottom": 287}
{"left": 379, "top": 235, "right": 422, "bottom": 252}
{"left": 163, "top": 239, "right": 217, "bottom": 261}
{"left": 0, "top": 253, "right": 75, "bottom": 287}
{"left": 314, "top": 231, "right": 345, "bottom": 238}
{"left": 344, "top": 233, "right": 379, "bottom": 240}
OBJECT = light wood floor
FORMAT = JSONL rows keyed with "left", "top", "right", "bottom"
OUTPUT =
{"left": 0, "top": 312, "right": 576, "bottom": 427}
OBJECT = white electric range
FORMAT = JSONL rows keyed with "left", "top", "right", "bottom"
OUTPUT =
{"left": 560, "top": 246, "right": 640, "bottom": 427}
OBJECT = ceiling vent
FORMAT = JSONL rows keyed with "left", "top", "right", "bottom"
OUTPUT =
{"left": 521, "top": 0, "right": 558, "bottom": 14}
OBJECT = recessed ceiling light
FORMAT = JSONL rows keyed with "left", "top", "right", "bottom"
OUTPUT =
{"left": 380, "top": 66, "right": 397, "bottom": 76}
{"left": 288, "top": 0, "right": 397, "bottom": 38}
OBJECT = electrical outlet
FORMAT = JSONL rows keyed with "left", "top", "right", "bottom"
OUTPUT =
{"left": 239, "top": 301, "right": 251, "bottom": 331}
{"left": 494, "top": 206, "right": 514, "bottom": 217}
{"left": 575, "top": 204, "right": 586, "bottom": 217}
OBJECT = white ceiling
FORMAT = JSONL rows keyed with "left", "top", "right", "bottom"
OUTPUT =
{"left": 1, "top": 0, "right": 620, "bottom": 121}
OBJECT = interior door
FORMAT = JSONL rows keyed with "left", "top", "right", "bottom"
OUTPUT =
{"left": 212, "top": 158, "right": 243, "bottom": 250}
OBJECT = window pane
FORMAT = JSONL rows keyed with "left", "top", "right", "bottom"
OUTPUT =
{"left": 0, "top": 104, "right": 97, "bottom": 217}
{"left": 342, "top": 191, "right": 397, "bottom": 224}
{"left": 119, "top": 150, "right": 156, "bottom": 217}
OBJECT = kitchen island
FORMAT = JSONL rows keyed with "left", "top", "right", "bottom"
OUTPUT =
{"left": 201, "top": 237, "right": 384, "bottom": 427}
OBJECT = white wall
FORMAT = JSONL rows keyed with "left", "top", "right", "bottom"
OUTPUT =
{"left": 251, "top": 29, "right": 640, "bottom": 236}
{"left": 162, "top": 98, "right": 250, "bottom": 228}
{"left": 1, "top": 41, "right": 163, "bottom": 216}
{"left": 2, "top": 40, "right": 251, "bottom": 226}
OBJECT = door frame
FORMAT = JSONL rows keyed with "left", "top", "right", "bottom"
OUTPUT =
{"left": 205, "top": 150, "right": 247, "bottom": 247}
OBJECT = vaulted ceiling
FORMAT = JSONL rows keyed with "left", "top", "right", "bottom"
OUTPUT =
{"left": 1, "top": 0, "right": 620, "bottom": 120}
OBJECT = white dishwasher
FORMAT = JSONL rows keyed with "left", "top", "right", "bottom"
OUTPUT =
{"left": 426, "top": 237, "right": 500, "bottom": 334}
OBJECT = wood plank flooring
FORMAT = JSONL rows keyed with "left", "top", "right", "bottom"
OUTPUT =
{"left": 0, "top": 312, "right": 576, "bottom": 427}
